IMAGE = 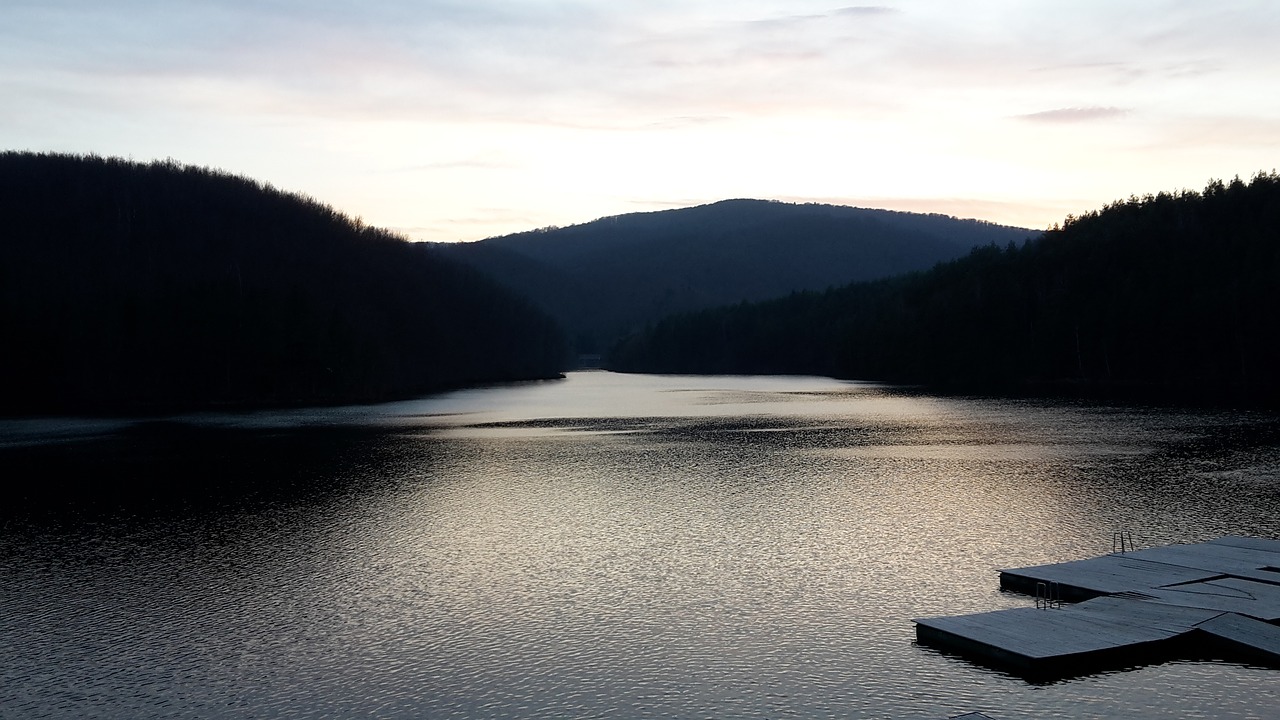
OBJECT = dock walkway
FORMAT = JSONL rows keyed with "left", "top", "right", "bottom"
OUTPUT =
{"left": 914, "top": 535, "right": 1280, "bottom": 677}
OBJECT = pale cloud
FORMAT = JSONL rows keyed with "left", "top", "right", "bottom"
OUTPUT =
{"left": 3, "top": 1, "right": 1280, "bottom": 241}
{"left": 642, "top": 116, "right": 736, "bottom": 131}
{"left": 393, "top": 157, "right": 520, "bottom": 172}
{"left": 1018, "top": 107, "right": 1131, "bottom": 123}
{"left": 833, "top": 6, "right": 898, "bottom": 16}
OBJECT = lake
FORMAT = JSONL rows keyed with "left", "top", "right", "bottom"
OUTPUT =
{"left": 2, "top": 371, "right": 1279, "bottom": 719}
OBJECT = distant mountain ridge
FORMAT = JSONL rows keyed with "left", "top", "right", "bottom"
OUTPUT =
{"left": 607, "top": 174, "right": 1280, "bottom": 406}
{"left": 0, "top": 152, "right": 568, "bottom": 415}
{"left": 434, "top": 199, "right": 1034, "bottom": 352}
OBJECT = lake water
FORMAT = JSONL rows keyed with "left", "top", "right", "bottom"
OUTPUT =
{"left": 3, "top": 371, "right": 1279, "bottom": 719}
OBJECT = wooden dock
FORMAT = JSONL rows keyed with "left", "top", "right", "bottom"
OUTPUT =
{"left": 915, "top": 536, "right": 1280, "bottom": 677}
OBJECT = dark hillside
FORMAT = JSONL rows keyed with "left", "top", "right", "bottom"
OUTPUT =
{"left": 608, "top": 174, "right": 1280, "bottom": 406}
{"left": 435, "top": 199, "right": 1032, "bottom": 352}
{"left": 0, "top": 152, "right": 568, "bottom": 415}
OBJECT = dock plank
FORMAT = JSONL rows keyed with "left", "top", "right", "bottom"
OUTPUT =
{"left": 1000, "top": 536, "right": 1280, "bottom": 599}
{"left": 1195, "top": 612, "right": 1280, "bottom": 663}
{"left": 1000, "top": 554, "right": 1218, "bottom": 597}
{"left": 1208, "top": 535, "right": 1280, "bottom": 554}
{"left": 1122, "top": 543, "right": 1280, "bottom": 576}
{"left": 923, "top": 536, "right": 1280, "bottom": 677}
{"left": 916, "top": 596, "right": 1220, "bottom": 661}
{"left": 1139, "top": 578, "right": 1280, "bottom": 621}
{"left": 1220, "top": 567, "right": 1280, "bottom": 587}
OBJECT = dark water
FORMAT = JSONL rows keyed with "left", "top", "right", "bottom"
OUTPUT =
{"left": 3, "top": 372, "right": 1279, "bottom": 719}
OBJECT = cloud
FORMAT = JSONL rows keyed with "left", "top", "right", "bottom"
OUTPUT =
{"left": 6, "top": 1, "right": 1280, "bottom": 243}
{"left": 393, "top": 158, "right": 517, "bottom": 172}
{"left": 1017, "top": 107, "right": 1130, "bottom": 123}
{"left": 643, "top": 115, "right": 734, "bottom": 130}
{"left": 831, "top": 6, "right": 898, "bottom": 17}
{"left": 745, "top": 5, "right": 895, "bottom": 30}
{"left": 387, "top": 205, "right": 548, "bottom": 242}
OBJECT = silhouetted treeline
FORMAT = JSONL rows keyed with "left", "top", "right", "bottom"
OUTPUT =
{"left": 0, "top": 152, "right": 568, "bottom": 415}
{"left": 608, "top": 174, "right": 1280, "bottom": 406}
{"left": 435, "top": 199, "right": 1032, "bottom": 354}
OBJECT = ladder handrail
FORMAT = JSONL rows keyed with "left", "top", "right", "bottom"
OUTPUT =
{"left": 1035, "top": 580, "right": 1062, "bottom": 609}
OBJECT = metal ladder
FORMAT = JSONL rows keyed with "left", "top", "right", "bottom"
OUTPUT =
{"left": 1035, "top": 580, "right": 1062, "bottom": 609}
{"left": 1113, "top": 528, "right": 1134, "bottom": 554}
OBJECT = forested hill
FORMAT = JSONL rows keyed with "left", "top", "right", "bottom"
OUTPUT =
{"left": 433, "top": 200, "right": 1032, "bottom": 353}
{"left": 0, "top": 152, "right": 568, "bottom": 415}
{"left": 608, "top": 174, "right": 1280, "bottom": 406}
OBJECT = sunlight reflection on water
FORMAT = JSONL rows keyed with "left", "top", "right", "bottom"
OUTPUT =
{"left": 3, "top": 372, "right": 1280, "bottom": 719}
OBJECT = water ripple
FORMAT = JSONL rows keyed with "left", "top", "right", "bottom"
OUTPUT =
{"left": 2, "top": 374, "right": 1279, "bottom": 718}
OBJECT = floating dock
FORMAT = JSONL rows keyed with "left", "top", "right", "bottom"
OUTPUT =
{"left": 915, "top": 535, "right": 1280, "bottom": 677}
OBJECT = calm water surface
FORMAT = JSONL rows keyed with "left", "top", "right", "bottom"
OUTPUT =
{"left": 2, "top": 371, "right": 1279, "bottom": 719}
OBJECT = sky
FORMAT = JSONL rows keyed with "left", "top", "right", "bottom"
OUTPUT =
{"left": 5, "top": 1, "right": 1280, "bottom": 242}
